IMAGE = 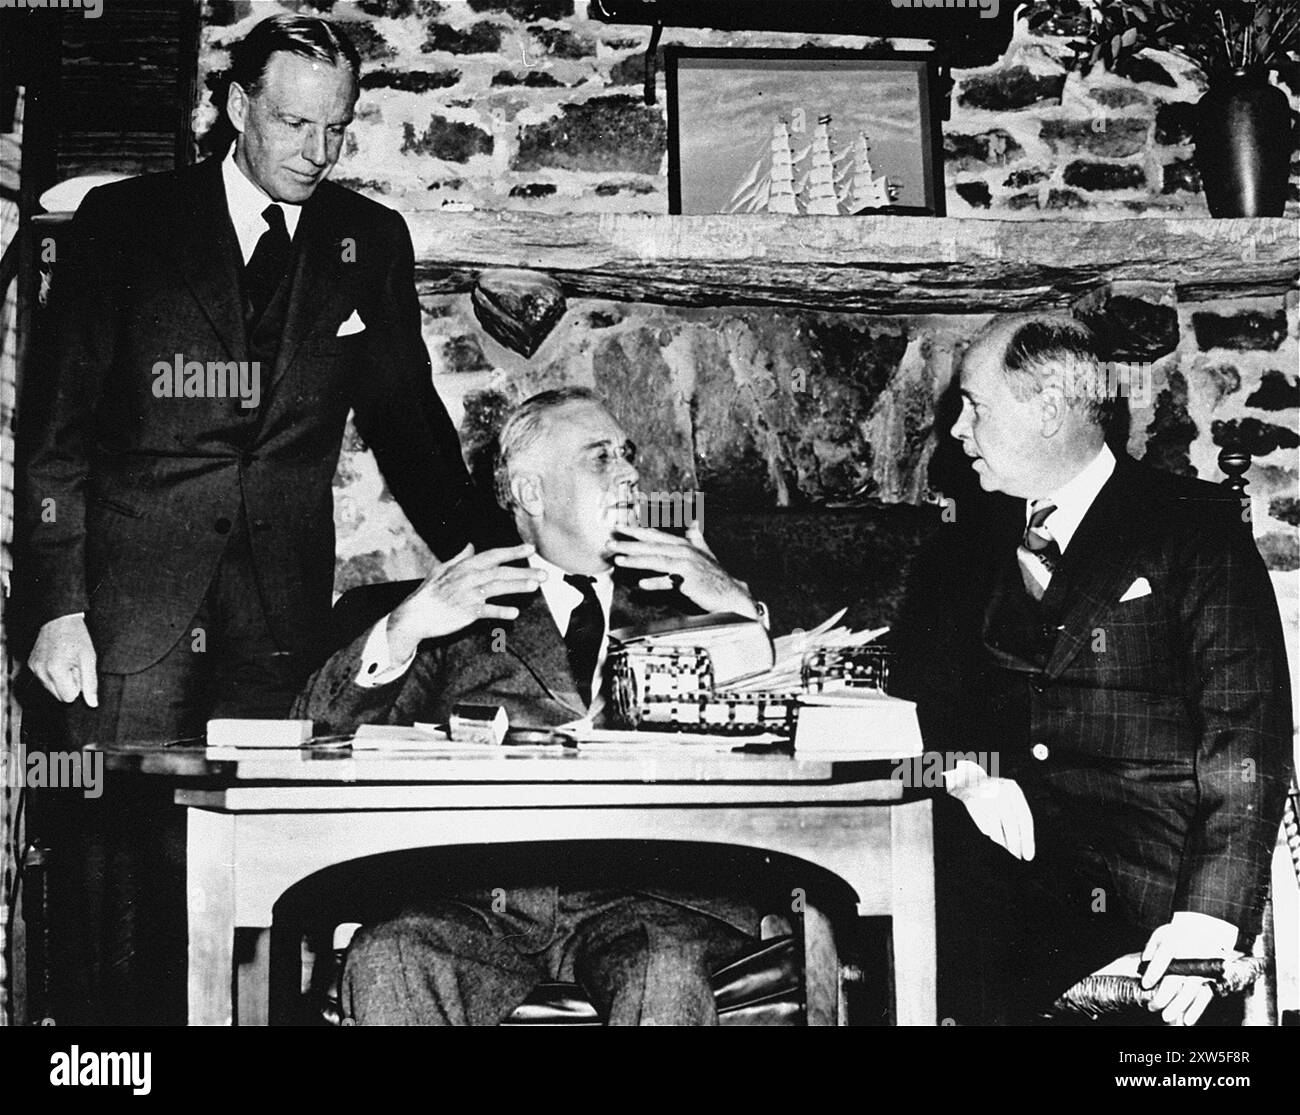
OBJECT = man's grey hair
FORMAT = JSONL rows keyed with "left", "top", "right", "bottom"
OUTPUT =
{"left": 493, "top": 386, "right": 603, "bottom": 512}
{"left": 993, "top": 315, "right": 1114, "bottom": 429}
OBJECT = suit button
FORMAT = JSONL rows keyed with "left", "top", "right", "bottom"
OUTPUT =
{"left": 1031, "top": 743, "right": 1050, "bottom": 762}
{"left": 214, "top": 517, "right": 232, "bottom": 535}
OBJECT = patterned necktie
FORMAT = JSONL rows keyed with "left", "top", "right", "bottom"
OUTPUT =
{"left": 1017, "top": 500, "right": 1061, "bottom": 602}
{"left": 244, "top": 203, "right": 292, "bottom": 327}
{"left": 563, "top": 574, "right": 603, "bottom": 708}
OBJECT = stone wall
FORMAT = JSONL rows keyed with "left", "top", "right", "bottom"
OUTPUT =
{"left": 194, "top": 1, "right": 1300, "bottom": 601}
{"left": 197, "top": 0, "right": 1300, "bottom": 218}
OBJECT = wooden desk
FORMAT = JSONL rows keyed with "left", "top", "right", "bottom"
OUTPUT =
{"left": 99, "top": 744, "right": 935, "bottom": 1027}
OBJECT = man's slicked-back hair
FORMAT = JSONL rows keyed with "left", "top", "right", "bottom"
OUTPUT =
{"left": 1000, "top": 315, "right": 1114, "bottom": 429}
{"left": 227, "top": 13, "right": 362, "bottom": 98}
{"left": 493, "top": 387, "right": 603, "bottom": 512}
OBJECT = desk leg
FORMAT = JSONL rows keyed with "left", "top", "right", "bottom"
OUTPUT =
{"left": 187, "top": 809, "right": 236, "bottom": 1026}
{"left": 888, "top": 799, "right": 936, "bottom": 1026}
{"left": 235, "top": 929, "right": 270, "bottom": 1027}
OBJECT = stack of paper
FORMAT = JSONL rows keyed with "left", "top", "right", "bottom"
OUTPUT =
{"left": 793, "top": 690, "right": 922, "bottom": 760}
{"left": 719, "top": 609, "right": 889, "bottom": 697}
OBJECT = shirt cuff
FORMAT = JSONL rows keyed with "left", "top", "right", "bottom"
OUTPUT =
{"left": 355, "top": 617, "right": 418, "bottom": 688}
{"left": 1171, "top": 911, "right": 1239, "bottom": 954}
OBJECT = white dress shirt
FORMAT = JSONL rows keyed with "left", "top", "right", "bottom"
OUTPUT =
{"left": 355, "top": 554, "right": 615, "bottom": 717}
{"left": 221, "top": 150, "right": 302, "bottom": 263}
{"left": 1020, "top": 443, "right": 1116, "bottom": 593}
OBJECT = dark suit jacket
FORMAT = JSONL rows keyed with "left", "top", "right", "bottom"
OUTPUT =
{"left": 21, "top": 157, "right": 503, "bottom": 674}
{"left": 293, "top": 577, "right": 764, "bottom": 934}
{"left": 891, "top": 454, "right": 1293, "bottom": 946}
{"left": 294, "top": 575, "right": 682, "bottom": 733}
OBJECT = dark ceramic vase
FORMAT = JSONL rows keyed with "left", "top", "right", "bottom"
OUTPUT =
{"left": 1194, "top": 68, "right": 1294, "bottom": 217}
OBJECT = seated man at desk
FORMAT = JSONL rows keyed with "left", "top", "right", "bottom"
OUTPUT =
{"left": 294, "top": 386, "right": 769, "bottom": 1025}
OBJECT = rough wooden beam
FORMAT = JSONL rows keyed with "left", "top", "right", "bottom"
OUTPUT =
{"left": 408, "top": 213, "right": 1299, "bottom": 315}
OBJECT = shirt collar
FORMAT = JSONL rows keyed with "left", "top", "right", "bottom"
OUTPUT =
{"left": 528, "top": 553, "right": 614, "bottom": 626}
{"left": 1028, "top": 443, "right": 1116, "bottom": 554}
{"left": 221, "top": 149, "right": 302, "bottom": 257}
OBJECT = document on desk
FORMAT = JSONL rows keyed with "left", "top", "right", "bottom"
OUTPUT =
{"left": 563, "top": 726, "right": 787, "bottom": 753}
{"left": 793, "top": 691, "right": 922, "bottom": 760}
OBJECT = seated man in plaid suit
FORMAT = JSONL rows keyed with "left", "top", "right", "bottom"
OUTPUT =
{"left": 892, "top": 314, "right": 1293, "bottom": 1026}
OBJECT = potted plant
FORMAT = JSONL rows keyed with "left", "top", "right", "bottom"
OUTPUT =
{"left": 1028, "top": 0, "right": 1299, "bottom": 216}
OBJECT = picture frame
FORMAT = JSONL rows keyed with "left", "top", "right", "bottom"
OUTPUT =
{"left": 666, "top": 48, "right": 946, "bottom": 217}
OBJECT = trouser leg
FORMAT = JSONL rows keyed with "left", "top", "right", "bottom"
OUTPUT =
{"left": 342, "top": 902, "right": 544, "bottom": 1026}
{"left": 52, "top": 509, "right": 311, "bottom": 1024}
{"left": 568, "top": 896, "right": 754, "bottom": 1026}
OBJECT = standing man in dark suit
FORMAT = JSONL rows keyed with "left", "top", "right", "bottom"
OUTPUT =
{"left": 18, "top": 14, "right": 503, "bottom": 1024}
{"left": 895, "top": 314, "right": 1292, "bottom": 1025}
{"left": 22, "top": 13, "right": 500, "bottom": 743}
{"left": 295, "top": 387, "right": 769, "bottom": 1024}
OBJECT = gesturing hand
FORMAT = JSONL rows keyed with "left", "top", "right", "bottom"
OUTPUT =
{"left": 606, "top": 523, "right": 757, "bottom": 619}
{"left": 29, "top": 613, "right": 99, "bottom": 707}
{"left": 943, "top": 759, "right": 1036, "bottom": 861}
{"left": 385, "top": 543, "right": 545, "bottom": 663}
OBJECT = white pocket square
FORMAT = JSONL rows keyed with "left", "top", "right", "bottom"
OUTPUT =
{"left": 336, "top": 310, "right": 366, "bottom": 337}
{"left": 1119, "top": 577, "right": 1152, "bottom": 603}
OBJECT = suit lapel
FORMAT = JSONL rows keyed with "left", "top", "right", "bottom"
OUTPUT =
{"left": 1044, "top": 458, "right": 1145, "bottom": 678}
{"left": 165, "top": 159, "right": 248, "bottom": 362}
{"left": 501, "top": 592, "right": 587, "bottom": 719}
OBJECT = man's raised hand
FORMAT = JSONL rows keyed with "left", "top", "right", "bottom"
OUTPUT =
{"left": 606, "top": 523, "right": 757, "bottom": 618}
{"left": 385, "top": 543, "right": 544, "bottom": 663}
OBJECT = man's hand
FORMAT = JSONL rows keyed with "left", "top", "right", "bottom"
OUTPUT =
{"left": 29, "top": 613, "right": 99, "bottom": 706}
{"left": 606, "top": 523, "right": 757, "bottom": 618}
{"left": 385, "top": 543, "right": 545, "bottom": 664}
{"left": 943, "top": 759, "right": 1035, "bottom": 861}
{"left": 1139, "top": 912, "right": 1238, "bottom": 1026}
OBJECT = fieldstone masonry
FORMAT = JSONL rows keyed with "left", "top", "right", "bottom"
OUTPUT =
{"left": 194, "top": 1, "right": 1300, "bottom": 594}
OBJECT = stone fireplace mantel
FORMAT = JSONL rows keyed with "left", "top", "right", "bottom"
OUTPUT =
{"left": 408, "top": 213, "right": 1299, "bottom": 315}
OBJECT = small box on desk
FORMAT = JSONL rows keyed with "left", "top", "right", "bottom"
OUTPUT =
{"left": 448, "top": 704, "right": 510, "bottom": 745}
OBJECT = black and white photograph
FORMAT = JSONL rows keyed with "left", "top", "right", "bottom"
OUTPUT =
{"left": 0, "top": 0, "right": 1296, "bottom": 1093}
{"left": 667, "top": 50, "right": 945, "bottom": 215}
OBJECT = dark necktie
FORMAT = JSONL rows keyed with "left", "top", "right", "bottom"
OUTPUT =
{"left": 1017, "top": 500, "right": 1061, "bottom": 602}
{"left": 563, "top": 574, "right": 604, "bottom": 708}
{"left": 244, "top": 203, "right": 292, "bottom": 327}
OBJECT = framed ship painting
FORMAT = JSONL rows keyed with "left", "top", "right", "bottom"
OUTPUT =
{"left": 666, "top": 49, "right": 945, "bottom": 217}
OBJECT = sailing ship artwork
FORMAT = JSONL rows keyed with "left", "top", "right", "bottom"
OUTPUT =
{"left": 668, "top": 51, "right": 943, "bottom": 217}
{"left": 724, "top": 113, "right": 902, "bottom": 216}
